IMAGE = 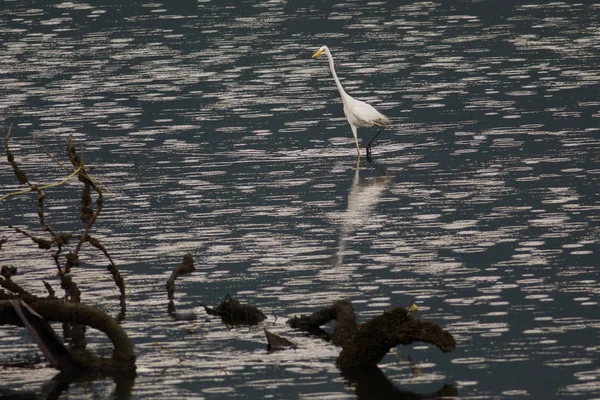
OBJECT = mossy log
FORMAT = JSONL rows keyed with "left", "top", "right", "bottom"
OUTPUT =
{"left": 288, "top": 300, "right": 455, "bottom": 369}
{"left": 0, "top": 298, "right": 136, "bottom": 374}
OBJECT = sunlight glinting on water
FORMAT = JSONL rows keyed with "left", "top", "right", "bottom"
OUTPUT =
{"left": 1, "top": 0, "right": 600, "bottom": 398}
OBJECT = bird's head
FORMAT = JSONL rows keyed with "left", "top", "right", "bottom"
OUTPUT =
{"left": 312, "top": 46, "right": 328, "bottom": 59}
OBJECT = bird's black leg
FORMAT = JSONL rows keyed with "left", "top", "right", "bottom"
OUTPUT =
{"left": 366, "top": 129, "right": 383, "bottom": 156}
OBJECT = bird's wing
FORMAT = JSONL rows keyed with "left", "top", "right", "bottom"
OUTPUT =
{"left": 351, "top": 102, "right": 390, "bottom": 127}
{"left": 350, "top": 107, "right": 372, "bottom": 126}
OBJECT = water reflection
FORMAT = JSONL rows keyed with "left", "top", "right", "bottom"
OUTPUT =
{"left": 0, "top": 370, "right": 134, "bottom": 400}
{"left": 332, "top": 159, "right": 391, "bottom": 269}
{"left": 342, "top": 365, "right": 457, "bottom": 400}
{"left": 39, "top": 372, "right": 134, "bottom": 400}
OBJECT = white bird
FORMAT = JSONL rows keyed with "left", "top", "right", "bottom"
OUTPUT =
{"left": 312, "top": 45, "right": 391, "bottom": 157}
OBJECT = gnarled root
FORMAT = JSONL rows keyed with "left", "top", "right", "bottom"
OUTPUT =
{"left": 0, "top": 298, "right": 136, "bottom": 374}
{"left": 288, "top": 300, "right": 455, "bottom": 369}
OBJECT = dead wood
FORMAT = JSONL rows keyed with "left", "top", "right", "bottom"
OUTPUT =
{"left": 264, "top": 329, "right": 296, "bottom": 352}
{"left": 203, "top": 295, "right": 266, "bottom": 326}
{"left": 166, "top": 254, "right": 195, "bottom": 319}
{"left": 288, "top": 300, "right": 455, "bottom": 369}
{"left": 0, "top": 297, "right": 136, "bottom": 374}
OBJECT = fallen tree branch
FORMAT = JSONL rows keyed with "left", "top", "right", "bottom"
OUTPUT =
{"left": 87, "top": 235, "right": 127, "bottom": 319}
{"left": 201, "top": 295, "right": 266, "bottom": 326}
{"left": 0, "top": 298, "right": 136, "bottom": 374}
{"left": 166, "top": 254, "right": 195, "bottom": 319}
{"left": 288, "top": 300, "right": 455, "bottom": 369}
{"left": 9, "top": 299, "right": 77, "bottom": 371}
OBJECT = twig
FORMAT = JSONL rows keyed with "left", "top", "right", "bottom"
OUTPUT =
{"left": 0, "top": 276, "right": 37, "bottom": 302}
{"left": 11, "top": 226, "right": 52, "bottom": 249}
{"left": 153, "top": 342, "right": 185, "bottom": 362}
{"left": 4, "top": 123, "right": 29, "bottom": 184}
{"left": 0, "top": 167, "right": 82, "bottom": 203}
{"left": 166, "top": 254, "right": 195, "bottom": 316}
{"left": 86, "top": 235, "right": 127, "bottom": 316}
{"left": 43, "top": 281, "right": 56, "bottom": 299}
{"left": 63, "top": 143, "right": 103, "bottom": 273}
{"left": 31, "top": 134, "right": 68, "bottom": 171}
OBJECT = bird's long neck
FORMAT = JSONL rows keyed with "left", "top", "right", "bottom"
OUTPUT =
{"left": 326, "top": 51, "right": 349, "bottom": 102}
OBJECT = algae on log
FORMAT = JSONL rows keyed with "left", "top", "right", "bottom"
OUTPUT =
{"left": 287, "top": 300, "right": 455, "bottom": 369}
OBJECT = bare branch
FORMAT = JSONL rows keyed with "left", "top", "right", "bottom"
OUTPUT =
{"left": 4, "top": 123, "right": 29, "bottom": 184}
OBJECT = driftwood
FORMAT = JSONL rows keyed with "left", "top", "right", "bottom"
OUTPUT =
{"left": 166, "top": 254, "right": 196, "bottom": 320}
{"left": 0, "top": 298, "right": 136, "bottom": 374}
{"left": 201, "top": 295, "right": 266, "bottom": 326}
{"left": 264, "top": 329, "right": 297, "bottom": 352}
{"left": 9, "top": 299, "right": 77, "bottom": 371}
{"left": 2, "top": 131, "right": 127, "bottom": 320}
{"left": 1, "top": 129, "right": 135, "bottom": 377}
{"left": 288, "top": 300, "right": 455, "bottom": 369}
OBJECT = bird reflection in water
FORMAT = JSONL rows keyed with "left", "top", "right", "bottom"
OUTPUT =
{"left": 324, "top": 158, "right": 391, "bottom": 277}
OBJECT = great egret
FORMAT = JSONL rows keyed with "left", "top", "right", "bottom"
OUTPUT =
{"left": 312, "top": 45, "right": 391, "bottom": 157}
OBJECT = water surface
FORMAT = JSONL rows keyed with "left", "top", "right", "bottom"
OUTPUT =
{"left": 1, "top": 1, "right": 600, "bottom": 398}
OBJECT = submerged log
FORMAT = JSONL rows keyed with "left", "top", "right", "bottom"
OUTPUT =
{"left": 287, "top": 300, "right": 357, "bottom": 347}
{"left": 288, "top": 300, "right": 455, "bottom": 369}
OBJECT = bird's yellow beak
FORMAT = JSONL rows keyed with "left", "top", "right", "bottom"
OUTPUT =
{"left": 312, "top": 48, "right": 325, "bottom": 58}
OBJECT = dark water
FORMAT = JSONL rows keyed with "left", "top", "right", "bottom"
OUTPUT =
{"left": 1, "top": 1, "right": 600, "bottom": 398}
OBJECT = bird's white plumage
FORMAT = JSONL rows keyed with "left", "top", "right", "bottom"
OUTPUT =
{"left": 312, "top": 45, "right": 390, "bottom": 155}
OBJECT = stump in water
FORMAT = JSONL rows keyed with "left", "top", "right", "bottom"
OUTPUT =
{"left": 287, "top": 300, "right": 455, "bottom": 369}
{"left": 166, "top": 254, "right": 196, "bottom": 320}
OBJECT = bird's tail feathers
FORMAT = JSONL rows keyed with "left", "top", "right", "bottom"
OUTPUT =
{"left": 374, "top": 115, "right": 391, "bottom": 128}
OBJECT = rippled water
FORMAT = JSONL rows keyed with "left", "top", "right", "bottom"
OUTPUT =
{"left": 1, "top": 1, "right": 600, "bottom": 398}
